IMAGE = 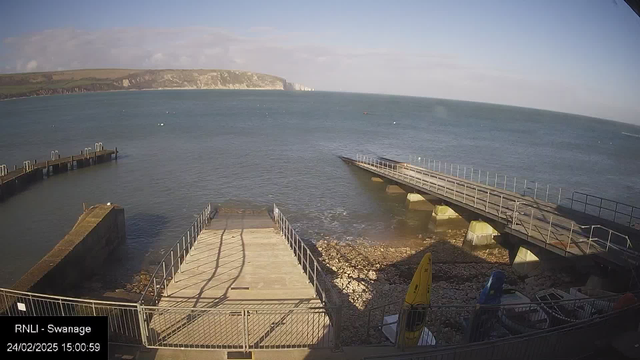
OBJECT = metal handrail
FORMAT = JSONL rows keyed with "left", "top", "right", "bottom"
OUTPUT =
{"left": 365, "top": 291, "right": 630, "bottom": 349}
{"left": 1, "top": 287, "right": 140, "bottom": 306}
{"left": 354, "top": 154, "right": 639, "bottom": 265}
{"left": 139, "top": 203, "right": 212, "bottom": 305}
{"left": 571, "top": 191, "right": 640, "bottom": 229}
{"left": 273, "top": 203, "right": 342, "bottom": 351}
{"left": 407, "top": 154, "right": 566, "bottom": 206}
{"left": 364, "top": 302, "right": 640, "bottom": 359}
{"left": 273, "top": 204, "right": 341, "bottom": 306}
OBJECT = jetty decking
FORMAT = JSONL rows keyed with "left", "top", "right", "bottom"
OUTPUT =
{"left": 142, "top": 208, "right": 336, "bottom": 349}
{"left": 157, "top": 212, "right": 319, "bottom": 307}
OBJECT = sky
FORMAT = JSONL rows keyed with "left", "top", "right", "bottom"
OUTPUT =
{"left": 1, "top": 0, "right": 639, "bottom": 124}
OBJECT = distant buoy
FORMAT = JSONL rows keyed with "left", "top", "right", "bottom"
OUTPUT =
{"left": 160, "top": 123, "right": 164, "bottom": 126}
{"left": 107, "top": 202, "right": 111, "bottom": 206}
{"left": 393, "top": 121, "right": 397, "bottom": 124}
{"left": 166, "top": 111, "right": 169, "bottom": 114}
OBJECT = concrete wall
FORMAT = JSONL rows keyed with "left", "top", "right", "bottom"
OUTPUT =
{"left": 13, "top": 204, "right": 126, "bottom": 294}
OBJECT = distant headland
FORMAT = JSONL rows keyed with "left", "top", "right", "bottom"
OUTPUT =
{"left": 0, "top": 69, "right": 314, "bottom": 100}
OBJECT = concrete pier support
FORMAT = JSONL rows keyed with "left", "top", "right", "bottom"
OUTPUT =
{"left": 386, "top": 185, "right": 406, "bottom": 194}
{"left": 512, "top": 246, "right": 540, "bottom": 275}
{"left": 432, "top": 205, "right": 460, "bottom": 220}
{"left": 371, "top": 177, "right": 384, "bottom": 182}
{"left": 405, "top": 193, "right": 433, "bottom": 210}
{"left": 428, "top": 205, "right": 467, "bottom": 231}
{"left": 464, "top": 220, "right": 498, "bottom": 246}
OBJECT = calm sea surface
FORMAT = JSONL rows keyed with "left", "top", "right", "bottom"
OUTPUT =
{"left": 1, "top": 90, "right": 639, "bottom": 288}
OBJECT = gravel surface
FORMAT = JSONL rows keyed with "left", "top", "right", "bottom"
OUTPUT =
{"left": 315, "top": 230, "right": 585, "bottom": 345}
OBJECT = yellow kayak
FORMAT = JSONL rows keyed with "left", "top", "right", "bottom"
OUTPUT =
{"left": 402, "top": 253, "right": 432, "bottom": 347}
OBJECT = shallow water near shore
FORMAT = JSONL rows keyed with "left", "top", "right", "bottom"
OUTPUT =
{"left": 1, "top": 89, "right": 639, "bottom": 289}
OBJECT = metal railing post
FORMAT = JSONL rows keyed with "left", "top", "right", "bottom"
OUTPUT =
{"left": 153, "top": 278, "right": 157, "bottom": 300}
{"left": 486, "top": 190, "right": 490, "bottom": 211}
{"left": 607, "top": 231, "right": 612, "bottom": 251}
{"left": 313, "top": 262, "right": 318, "bottom": 293}
{"left": 137, "top": 303, "right": 149, "bottom": 346}
{"left": 464, "top": 184, "right": 467, "bottom": 203}
{"left": 558, "top": 188, "right": 562, "bottom": 205}
{"left": 524, "top": 179, "right": 527, "bottom": 196}
{"left": 170, "top": 250, "right": 175, "bottom": 282}
{"left": 529, "top": 209, "right": 534, "bottom": 234}
{"left": 546, "top": 185, "right": 550, "bottom": 202}
{"left": 464, "top": 167, "right": 466, "bottom": 179}
{"left": 495, "top": 173, "right": 498, "bottom": 187}
{"left": 486, "top": 171, "right": 489, "bottom": 186}
{"left": 306, "top": 249, "right": 310, "bottom": 278}
{"left": 243, "top": 309, "right": 249, "bottom": 352}
{"left": 182, "top": 236, "right": 186, "bottom": 263}
{"left": 514, "top": 177, "right": 516, "bottom": 193}
{"left": 162, "top": 262, "right": 167, "bottom": 289}
{"left": 457, "top": 165, "right": 460, "bottom": 178}
{"left": 470, "top": 167, "right": 473, "bottom": 182}
{"left": 567, "top": 223, "right": 574, "bottom": 253}
{"left": 503, "top": 175, "right": 507, "bottom": 190}
{"left": 475, "top": 188, "right": 478, "bottom": 207}
{"left": 598, "top": 198, "right": 603, "bottom": 217}
{"left": 177, "top": 242, "right": 181, "bottom": 273}
{"left": 534, "top": 182, "right": 538, "bottom": 199}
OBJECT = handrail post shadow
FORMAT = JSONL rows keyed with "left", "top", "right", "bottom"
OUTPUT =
{"left": 567, "top": 223, "right": 574, "bottom": 255}
{"left": 333, "top": 306, "right": 343, "bottom": 352}
{"left": 396, "top": 307, "right": 408, "bottom": 351}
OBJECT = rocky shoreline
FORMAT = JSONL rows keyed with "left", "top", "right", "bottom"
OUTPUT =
{"left": 314, "top": 230, "right": 584, "bottom": 346}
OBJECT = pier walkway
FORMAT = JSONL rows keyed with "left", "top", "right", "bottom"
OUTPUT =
{"left": 139, "top": 205, "right": 339, "bottom": 350}
{"left": 345, "top": 154, "right": 640, "bottom": 269}
{"left": 0, "top": 143, "right": 117, "bottom": 201}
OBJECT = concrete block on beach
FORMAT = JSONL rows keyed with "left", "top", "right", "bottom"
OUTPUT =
{"left": 405, "top": 193, "right": 433, "bottom": 210}
{"left": 386, "top": 185, "right": 406, "bottom": 194}
{"left": 371, "top": 177, "right": 384, "bottom": 182}
{"left": 513, "top": 246, "right": 540, "bottom": 275}
{"left": 465, "top": 220, "right": 498, "bottom": 246}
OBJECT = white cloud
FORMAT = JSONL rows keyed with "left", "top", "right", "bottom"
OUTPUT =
{"left": 0, "top": 26, "right": 637, "bottom": 123}
{"left": 24, "top": 60, "right": 38, "bottom": 71}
